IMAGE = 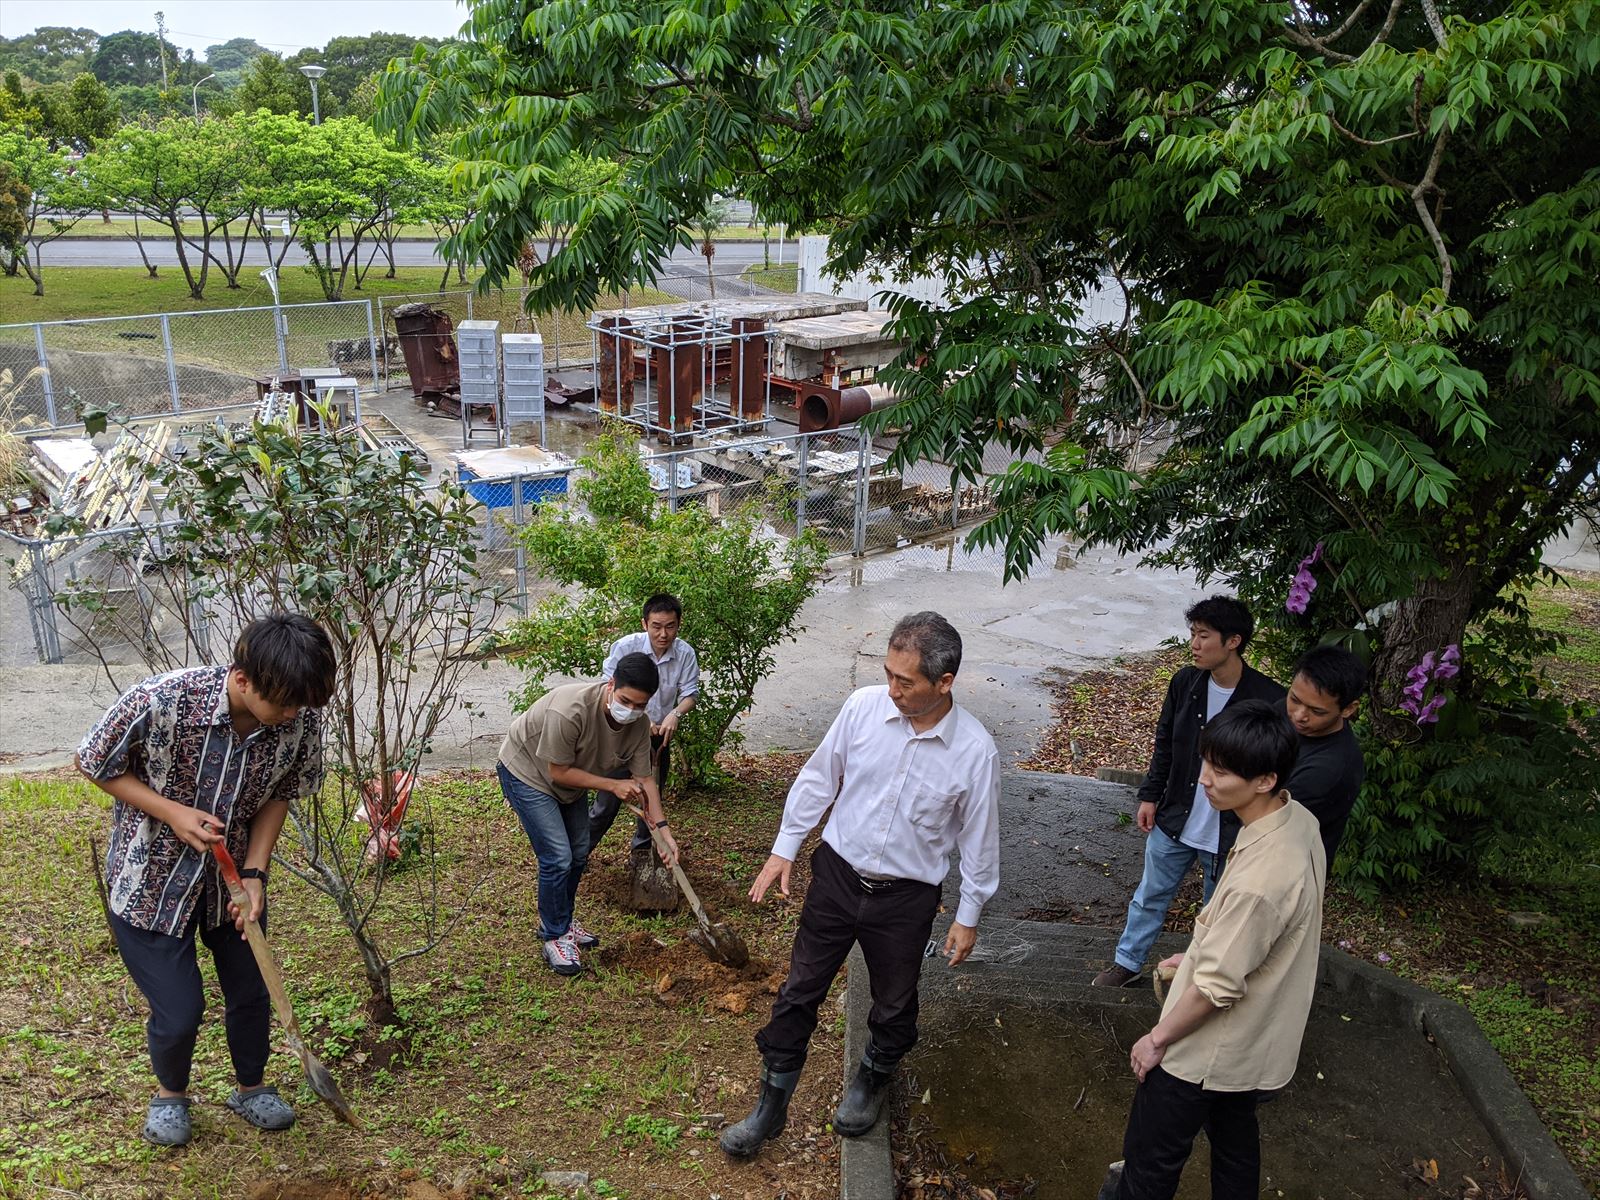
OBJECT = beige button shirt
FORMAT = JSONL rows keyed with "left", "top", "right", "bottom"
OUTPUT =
{"left": 1159, "top": 797, "right": 1326, "bottom": 1093}
{"left": 499, "top": 681, "right": 653, "bottom": 803}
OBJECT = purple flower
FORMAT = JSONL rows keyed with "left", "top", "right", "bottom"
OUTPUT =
{"left": 1284, "top": 542, "right": 1326, "bottom": 614}
{"left": 1440, "top": 644, "right": 1460, "bottom": 665}
{"left": 1338, "top": 939, "right": 1352, "bottom": 950}
{"left": 1432, "top": 661, "right": 1460, "bottom": 681}
{"left": 1402, "top": 678, "right": 1428, "bottom": 703}
{"left": 1376, "top": 951, "right": 1392, "bottom": 964}
{"left": 1418, "top": 650, "right": 1437, "bottom": 675}
{"left": 1416, "top": 695, "right": 1447, "bottom": 725}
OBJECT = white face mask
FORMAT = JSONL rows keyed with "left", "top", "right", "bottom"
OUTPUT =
{"left": 608, "top": 697, "right": 645, "bottom": 724}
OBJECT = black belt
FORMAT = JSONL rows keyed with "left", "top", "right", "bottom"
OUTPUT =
{"left": 821, "top": 841, "right": 922, "bottom": 895}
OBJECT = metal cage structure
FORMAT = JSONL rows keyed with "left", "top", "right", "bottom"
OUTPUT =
{"left": 588, "top": 307, "right": 777, "bottom": 440}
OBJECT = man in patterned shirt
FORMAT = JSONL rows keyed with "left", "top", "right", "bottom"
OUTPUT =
{"left": 76, "top": 614, "right": 335, "bottom": 1148}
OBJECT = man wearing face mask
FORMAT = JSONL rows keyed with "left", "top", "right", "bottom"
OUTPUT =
{"left": 497, "top": 653, "right": 681, "bottom": 976}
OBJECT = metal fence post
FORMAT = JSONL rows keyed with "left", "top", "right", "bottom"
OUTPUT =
{"left": 951, "top": 470, "right": 961, "bottom": 530}
{"left": 794, "top": 431, "right": 808, "bottom": 534}
{"left": 376, "top": 297, "right": 389, "bottom": 391}
{"left": 667, "top": 447, "right": 680, "bottom": 513}
{"left": 466, "top": 291, "right": 474, "bottom": 320}
{"left": 853, "top": 429, "right": 869, "bottom": 557}
{"left": 273, "top": 303, "right": 289, "bottom": 374}
{"left": 33, "top": 324, "right": 57, "bottom": 426}
{"left": 511, "top": 473, "right": 529, "bottom": 614}
{"left": 160, "top": 314, "right": 181, "bottom": 413}
{"left": 364, "top": 301, "right": 381, "bottom": 394}
{"left": 25, "top": 542, "right": 62, "bottom": 664}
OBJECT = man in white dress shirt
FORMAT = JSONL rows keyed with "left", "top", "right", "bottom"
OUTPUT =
{"left": 720, "top": 611, "right": 1001, "bottom": 1158}
{"left": 589, "top": 593, "right": 700, "bottom": 860}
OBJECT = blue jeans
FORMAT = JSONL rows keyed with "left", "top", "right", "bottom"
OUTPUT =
{"left": 498, "top": 763, "right": 591, "bottom": 942}
{"left": 1114, "top": 826, "right": 1219, "bottom": 973}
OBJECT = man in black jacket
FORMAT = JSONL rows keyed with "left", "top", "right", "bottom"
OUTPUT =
{"left": 1215, "top": 643, "right": 1367, "bottom": 872}
{"left": 1093, "top": 597, "right": 1285, "bottom": 988}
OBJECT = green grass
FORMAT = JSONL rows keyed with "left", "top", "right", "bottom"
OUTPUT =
{"left": 0, "top": 762, "right": 839, "bottom": 1199}
{"left": 743, "top": 262, "right": 799, "bottom": 292}
{"left": 1, "top": 265, "right": 495, "bottom": 323}
{"left": 1527, "top": 574, "right": 1600, "bottom": 670}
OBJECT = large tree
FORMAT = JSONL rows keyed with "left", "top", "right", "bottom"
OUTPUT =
{"left": 89, "top": 29, "right": 173, "bottom": 88}
{"left": 0, "top": 27, "right": 97, "bottom": 85}
{"left": 379, "top": 1, "right": 1600, "bottom": 882}
{"left": 0, "top": 130, "right": 92, "bottom": 295}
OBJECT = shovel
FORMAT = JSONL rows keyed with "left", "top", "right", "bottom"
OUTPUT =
{"left": 210, "top": 842, "right": 362, "bottom": 1129}
{"left": 627, "top": 803, "right": 749, "bottom": 969}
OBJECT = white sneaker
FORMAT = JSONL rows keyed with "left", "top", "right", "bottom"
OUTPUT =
{"left": 543, "top": 932, "right": 582, "bottom": 976}
{"left": 568, "top": 917, "right": 599, "bottom": 949}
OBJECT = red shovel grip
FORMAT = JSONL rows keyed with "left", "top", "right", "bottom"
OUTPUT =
{"left": 210, "top": 839, "right": 246, "bottom": 891}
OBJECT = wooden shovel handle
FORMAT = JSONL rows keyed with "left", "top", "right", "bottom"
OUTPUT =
{"left": 626, "top": 803, "right": 711, "bottom": 923}
{"left": 210, "top": 842, "right": 306, "bottom": 1046}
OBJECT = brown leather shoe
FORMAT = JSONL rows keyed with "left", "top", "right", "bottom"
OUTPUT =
{"left": 1091, "top": 964, "right": 1142, "bottom": 988}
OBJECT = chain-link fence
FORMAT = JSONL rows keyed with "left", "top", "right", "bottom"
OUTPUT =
{"left": 2, "top": 421, "right": 1020, "bottom": 666}
{"left": 0, "top": 301, "right": 380, "bottom": 429}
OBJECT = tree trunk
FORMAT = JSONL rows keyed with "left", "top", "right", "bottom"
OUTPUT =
{"left": 129, "top": 213, "right": 159, "bottom": 278}
{"left": 22, "top": 244, "right": 44, "bottom": 296}
{"left": 1369, "top": 557, "right": 1477, "bottom": 741}
{"left": 2, "top": 248, "right": 19, "bottom": 277}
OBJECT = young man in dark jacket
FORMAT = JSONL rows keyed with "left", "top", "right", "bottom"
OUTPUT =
{"left": 1093, "top": 597, "right": 1285, "bottom": 988}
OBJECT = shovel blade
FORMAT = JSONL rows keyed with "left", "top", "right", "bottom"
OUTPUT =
{"left": 296, "top": 1046, "right": 362, "bottom": 1130}
{"left": 687, "top": 922, "right": 750, "bottom": 970}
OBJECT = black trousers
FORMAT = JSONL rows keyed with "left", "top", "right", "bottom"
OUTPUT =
{"left": 588, "top": 734, "right": 671, "bottom": 852}
{"left": 755, "top": 840, "right": 941, "bottom": 1074}
{"left": 111, "top": 906, "right": 272, "bottom": 1093}
{"left": 1117, "top": 1066, "right": 1262, "bottom": 1200}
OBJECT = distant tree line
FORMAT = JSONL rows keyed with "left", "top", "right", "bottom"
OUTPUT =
{"left": 0, "top": 27, "right": 436, "bottom": 124}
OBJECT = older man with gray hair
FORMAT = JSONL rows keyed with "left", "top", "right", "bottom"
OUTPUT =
{"left": 720, "top": 611, "right": 1002, "bottom": 1159}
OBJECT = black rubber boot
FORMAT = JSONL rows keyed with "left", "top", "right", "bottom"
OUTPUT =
{"left": 832, "top": 1059, "right": 895, "bottom": 1137}
{"left": 719, "top": 1063, "right": 800, "bottom": 1158}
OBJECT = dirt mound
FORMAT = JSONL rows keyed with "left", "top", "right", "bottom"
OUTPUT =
{"left": 603, "top": 928, "right": 785, "bottom": 1010}
{"left": 246, "top": 1175, "right": 464, "bottom": 1200}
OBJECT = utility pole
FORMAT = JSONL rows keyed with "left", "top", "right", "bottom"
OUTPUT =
{"left": 154, "top": 11, "right": 170, "bottom": 89}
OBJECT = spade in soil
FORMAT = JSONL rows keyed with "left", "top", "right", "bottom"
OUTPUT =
{"left": 628, "top": 803, "right": 749, "bottom": 968}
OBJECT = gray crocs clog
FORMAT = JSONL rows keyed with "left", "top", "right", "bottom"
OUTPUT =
{"left": 225, "top": 1085, "right": 296, "bottom": 1131}
{"left": 143, "top": 1094, "right": 192, "bottom": 1147}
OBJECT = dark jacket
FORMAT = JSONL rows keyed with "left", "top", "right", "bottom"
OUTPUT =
{"left": 1138, "top": 662, "right": 1287, "bottom": 842}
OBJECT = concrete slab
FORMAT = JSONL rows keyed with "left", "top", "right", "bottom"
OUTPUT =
{"left": 590, "top": 294, "right": 868, "bottom": 324}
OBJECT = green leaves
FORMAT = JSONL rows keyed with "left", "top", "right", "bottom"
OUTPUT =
{"left": 501, "top": 426, "right": 826, "bottom": 783}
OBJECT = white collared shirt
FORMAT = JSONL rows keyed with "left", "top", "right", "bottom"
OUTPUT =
{"left": 603, "top": 631, "right": 701, "bottom": 724}
{"left": 771, "top": 685, "right": 1001, "bottom": 927}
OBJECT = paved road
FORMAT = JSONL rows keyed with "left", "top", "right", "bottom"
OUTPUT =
{"left": 43, "top": 237, "right": 780, "bottom": 272}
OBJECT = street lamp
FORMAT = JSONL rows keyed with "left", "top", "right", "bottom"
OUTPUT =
{"left": 298, "top": 64, "right": 326, "bottom": 125}
{"left": 191, "top": 73, "right": 215, "bottom": 122}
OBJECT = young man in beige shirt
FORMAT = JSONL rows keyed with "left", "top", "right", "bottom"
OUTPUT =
{"left": 1110, "top": 698, "right": 1326, "bottom": 1199}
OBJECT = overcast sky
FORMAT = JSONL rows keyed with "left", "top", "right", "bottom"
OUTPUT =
{"left": 0, "top": 0, "right": 467, "bottom": 56}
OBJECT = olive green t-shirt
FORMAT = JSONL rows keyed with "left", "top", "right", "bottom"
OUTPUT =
{"left": 499, "top": 680, "right": 653, "bottom": 802}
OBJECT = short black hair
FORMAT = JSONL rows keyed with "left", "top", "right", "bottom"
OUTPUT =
{"left": 888, "top": 611, "right": 963, "bottom": 682}
{"left": 1292, "top": 644, "right": 1367, "bottom": 709}
{"left": 612, "top": 651, "right": 660, "bottom": 696}
{"left": 233, "top": 614, "right": 336, "bottom": 708}
{"left": 642, "top": 593, "right": 682, "bottom": 622}
{"left": 1184, "top": 595, "right": 1255, "bottom": 653}
{"left": 1200, "top": 699, "right": 1298, "bottom": 785}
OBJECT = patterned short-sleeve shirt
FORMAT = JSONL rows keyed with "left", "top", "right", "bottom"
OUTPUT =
{"left": 77, "top": 665, "right": 324, "bottom": 937}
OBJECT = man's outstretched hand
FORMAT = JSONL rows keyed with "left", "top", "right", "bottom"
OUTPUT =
{"left": 749, "top": 854, "right": 793, "bottom": 903}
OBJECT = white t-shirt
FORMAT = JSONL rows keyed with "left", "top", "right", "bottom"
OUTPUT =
{"left": 1178, "top": 677, "right": 1235, "bottom": 853}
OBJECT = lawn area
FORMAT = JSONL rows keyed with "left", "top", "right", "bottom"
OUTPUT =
{"left": 1, "top": 266, "right": 492, "bottom": 324}
{"left": 743, "top": 263, "right": 799, "bottom": 293}
{"left": 1019, "top": 573, "right": 1600, "bottom": 1190}
{"left": 0, "top": 755, "right": 845, "bottom": 1200}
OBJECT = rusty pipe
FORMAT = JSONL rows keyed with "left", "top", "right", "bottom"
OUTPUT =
{"left": 797, "top": 382, "right": 895, "bottom": 432}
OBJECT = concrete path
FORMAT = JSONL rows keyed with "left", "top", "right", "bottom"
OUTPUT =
{"left": 0, "top": 543, "right": 1198, "bottom": 774}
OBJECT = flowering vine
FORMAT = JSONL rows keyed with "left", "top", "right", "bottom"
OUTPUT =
{"left": 1400, "top": 644, "right": 1461, "bottom": 725}
{"left": 1285, "top": 541, "right": 1324, "bottom": 614}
